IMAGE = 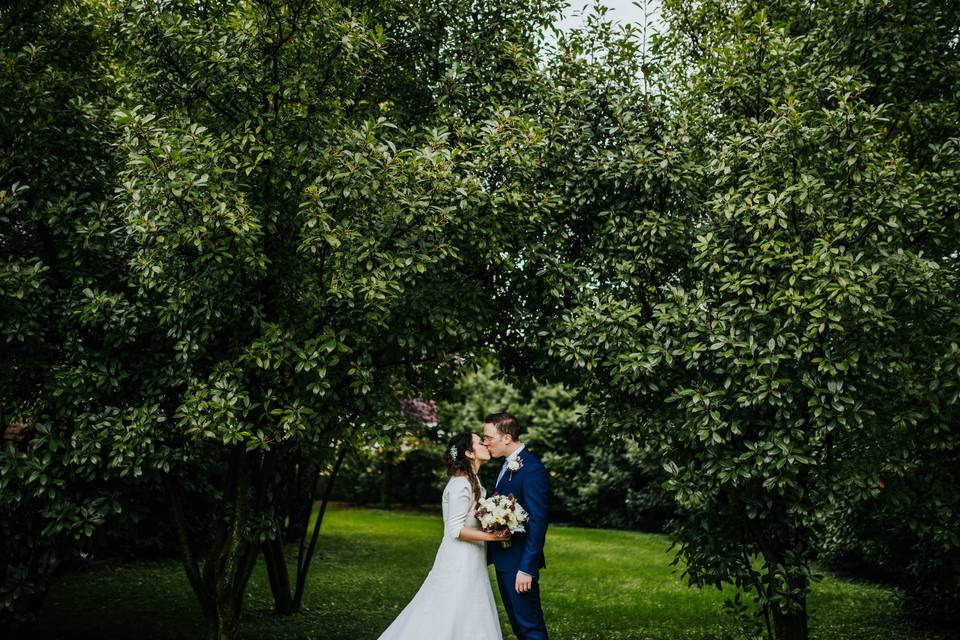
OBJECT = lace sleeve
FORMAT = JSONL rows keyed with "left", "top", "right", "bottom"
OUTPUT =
{"left": 443, "top": 479, "right": 473, "bottom": 540}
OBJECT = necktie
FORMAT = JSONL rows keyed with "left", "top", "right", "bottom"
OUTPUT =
{"left": 496, "top": 459, "right": 510, "bottom": 486}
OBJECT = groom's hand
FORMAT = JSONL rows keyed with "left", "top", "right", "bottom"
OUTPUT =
{"left": 515, "top": 571, "right": 533, "bottom": 594}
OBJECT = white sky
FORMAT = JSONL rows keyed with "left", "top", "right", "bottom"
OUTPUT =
{"left": 554, "top": 0, "right": 662, "bottom": 32}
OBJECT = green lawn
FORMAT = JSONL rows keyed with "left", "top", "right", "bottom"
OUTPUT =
{"left": 36, "top": 505, "right": 947, "bottom": 640}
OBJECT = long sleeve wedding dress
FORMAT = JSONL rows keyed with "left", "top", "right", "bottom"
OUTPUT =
{"left": 375, "top": 476, "right": 503, "bottom": 640}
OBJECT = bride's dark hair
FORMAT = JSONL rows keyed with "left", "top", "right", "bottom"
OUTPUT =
{"left": 446, "top": 432, "right": 481, "bottom": 506}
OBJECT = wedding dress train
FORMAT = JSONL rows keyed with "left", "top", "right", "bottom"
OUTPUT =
{"left": 376, "top": 476, "right": 503, "bottom": 640}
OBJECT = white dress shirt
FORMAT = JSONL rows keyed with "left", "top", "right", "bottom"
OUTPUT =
{"left": 496, "top": 443, "right": 525, "bottom": 486}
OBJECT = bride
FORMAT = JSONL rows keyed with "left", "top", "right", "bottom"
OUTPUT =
{"left": 376, "top": 431, "right": 510, "bottom": 640}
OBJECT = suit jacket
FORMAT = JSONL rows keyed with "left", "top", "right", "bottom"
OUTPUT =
{"left": 486, "top": 447, "right": 550, "bottom": 576}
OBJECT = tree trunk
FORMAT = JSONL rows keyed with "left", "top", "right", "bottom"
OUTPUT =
{"left": 204, "top": 605, "right": 239, "bottom": 640}
{"left": 261, "top": 443, "right": 348, "bottom": 614}
{"left": 167, "top": 449, "right": 260, "bottom": 640}
{"left": 285, "top": 457, "right": 321, "bottom": 541}
{"left": 292, "top": 443, "right": 347, "bottom": 609}
{"left": 757, "top": 541, "right": 810, "bottom": 640}
{"left": 262, "top": 536, "right": 296, "bottom": 614}
{"left": 771, "top": 595, "right": 808, "bottom": 640}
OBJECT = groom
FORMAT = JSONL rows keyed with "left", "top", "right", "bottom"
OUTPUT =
{"left": 482, "top": 412, "right": 550, "bottom": 640}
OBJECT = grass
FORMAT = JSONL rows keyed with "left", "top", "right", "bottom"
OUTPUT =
{"left": 35, "top": 504, "right": 949, "bottom": 640}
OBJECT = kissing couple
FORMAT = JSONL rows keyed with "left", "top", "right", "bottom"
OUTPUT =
{"left": 376, "top": 412, "right": 550, "bottom": 640}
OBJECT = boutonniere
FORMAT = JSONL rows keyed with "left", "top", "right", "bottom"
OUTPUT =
{"left": 507, "top": 456, "right": 523, "bottom": 481}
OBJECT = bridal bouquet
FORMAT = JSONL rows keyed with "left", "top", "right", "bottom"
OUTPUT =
{"left": 475, "top": 493, "right": 528, "bottom": 548}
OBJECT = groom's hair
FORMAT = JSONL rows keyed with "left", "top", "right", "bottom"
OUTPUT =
{"left": 484, "top": 412, "right": 521, "bottom": 441}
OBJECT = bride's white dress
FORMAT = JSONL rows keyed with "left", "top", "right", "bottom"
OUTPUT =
{"left": 376, "top": 476, "right": 503, "bottom": 640}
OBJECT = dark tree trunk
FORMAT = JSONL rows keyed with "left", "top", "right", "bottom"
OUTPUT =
{"left": 771, "top": 596, "right": 808, "bottom": 640}
{"left": 758, "top": 542, "right": 810, "bottom": 640}
{"left": 167, "top": 448, "right": 260, "bottom": 640}
{"left": 262, "top": 536, "right": 296, "bottom": 615}
{"left": 285, "top": 456, "right": 321, "bottom": 541}
{"left": 293, "top": 444, "right": 347, "bottom": 609}
{"left": 261, "top": 443, "right": 348, "bottom": 614}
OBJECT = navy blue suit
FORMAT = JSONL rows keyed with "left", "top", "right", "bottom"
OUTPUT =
{"left": 487, "top": 447, "right": 549, "bottom": 640}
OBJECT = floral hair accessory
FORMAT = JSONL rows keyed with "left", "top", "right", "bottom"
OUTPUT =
{"left": 449, "top": 445, "right": 458, "bottom": 459}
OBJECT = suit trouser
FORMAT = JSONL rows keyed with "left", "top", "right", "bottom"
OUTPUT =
{"left": 495, "top": 571, "right": 548, "bottom": 640}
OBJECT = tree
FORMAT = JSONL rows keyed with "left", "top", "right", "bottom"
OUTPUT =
{"left": 102, "top": 1, "right": 564, "bottom": 637}
{"left": 514, "top": 2, "right": 960, "bottom": 638}
{"left": 5, "top": 0, "right": 568, "bottom": 633}
{"left": 0, "top": 0, "right": 135, "bottom": 631}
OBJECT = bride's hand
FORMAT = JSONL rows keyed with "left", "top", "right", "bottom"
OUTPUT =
{"left": 491, "top": 529, "right": 511, "bottom": 541}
